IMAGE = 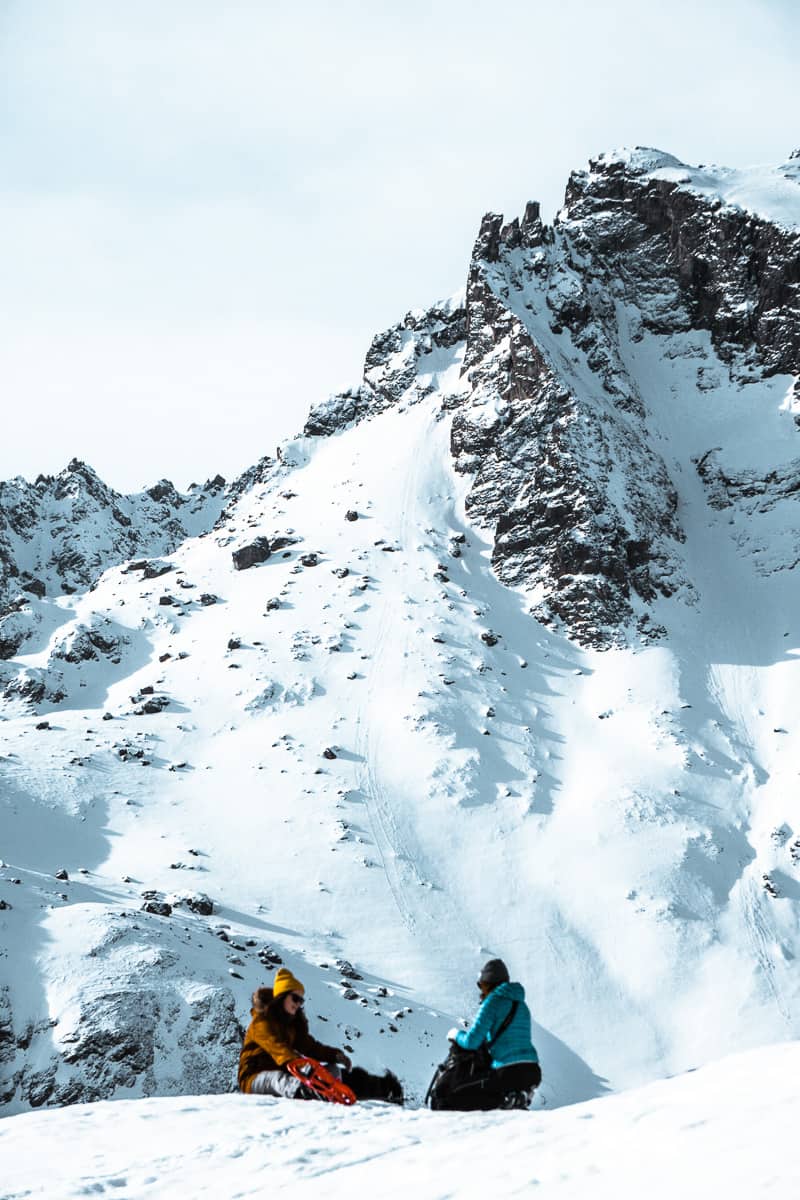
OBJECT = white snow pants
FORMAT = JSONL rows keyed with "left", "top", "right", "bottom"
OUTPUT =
{"left": 249, "top": 1069, "right": 309, "bottom": 1099}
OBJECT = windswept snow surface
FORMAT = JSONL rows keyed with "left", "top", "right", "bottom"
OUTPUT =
{"left": 594, "top": 146, "right": 800, "bottom": 229}
{"left": 3, "top": 1043, "right": 799, "bottom": 1199}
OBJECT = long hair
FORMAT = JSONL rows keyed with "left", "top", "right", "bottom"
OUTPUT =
{"left": 251, "top": 986, "right": 309, "bottom": 1037}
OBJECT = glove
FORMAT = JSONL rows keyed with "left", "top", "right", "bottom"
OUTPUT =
{"left": 335, "top": 1049, "right": 352, "bottom": 1070}
{"left": 446, "top": 1027, "right": 461, "bottom": 1042}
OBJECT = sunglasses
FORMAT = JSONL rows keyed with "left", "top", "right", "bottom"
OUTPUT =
{"left": 287, "top": 992, "right": 305, "bottom": 1005}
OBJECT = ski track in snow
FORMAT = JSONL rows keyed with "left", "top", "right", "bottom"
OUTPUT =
{"left": 354, "top": 418, "right": 423, "bottom": 933}
{"left": 353, "top": 408, "right": 477, "bottom": 956}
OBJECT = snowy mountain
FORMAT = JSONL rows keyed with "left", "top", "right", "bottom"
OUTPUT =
{"left": 1, "top": 146, "right": 799, "bottom": 1118}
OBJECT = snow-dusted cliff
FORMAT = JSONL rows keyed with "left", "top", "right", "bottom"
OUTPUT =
{"left": 1, "top": 148, "right": 799, "bottom": 1116}
{"left": 0, "top": 461, "right": 230, "bottom": 662}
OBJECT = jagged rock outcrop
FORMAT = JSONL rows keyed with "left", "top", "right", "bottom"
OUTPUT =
{"left": 450, "top": 202, "right": 689, "bottom": 646}
{"left": 0, "top": 461, "right": 229, "bottom": 658}
{"left": 560, "top": 150, "right": 800, "bottom": 385}
{"left": 1, "top": 913, "right": 241, "bottom": 1109}
{"left": 304, "top": 297, "right": 466, "bottom": 436}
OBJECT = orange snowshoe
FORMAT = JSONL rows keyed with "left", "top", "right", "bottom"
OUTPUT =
{"left": 287, "top": 1057, "right": 357, "bottom": 1105}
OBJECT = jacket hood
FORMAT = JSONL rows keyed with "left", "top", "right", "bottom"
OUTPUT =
{"left": 493, "top": 980, "right": 524, "bottom": 1002}
{"left": 251, "top": 986, "right": 274, "bottom": 1016}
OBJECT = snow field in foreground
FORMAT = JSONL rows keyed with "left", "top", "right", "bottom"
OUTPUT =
{"left": 3, "top": 1041, "right": 797, "bottom": 1200}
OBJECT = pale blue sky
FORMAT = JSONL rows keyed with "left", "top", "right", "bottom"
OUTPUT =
{"left": 1, "top": 0, "right": 798, "bottom": 490}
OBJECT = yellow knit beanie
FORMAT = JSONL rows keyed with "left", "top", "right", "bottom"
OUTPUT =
{"left": 272, "top": 967, "right": 304, "bottom": 999}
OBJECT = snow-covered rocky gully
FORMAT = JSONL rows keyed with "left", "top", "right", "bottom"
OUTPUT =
{"left": 2, "top": 147, "right": 800, "bottom": 1195}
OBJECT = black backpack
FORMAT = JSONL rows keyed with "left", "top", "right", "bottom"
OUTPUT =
{"left": 425, "top": 1001, "right": 518, "bottom": 1110}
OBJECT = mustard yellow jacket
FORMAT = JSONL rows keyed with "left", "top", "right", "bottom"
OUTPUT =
{"left": 238, "top": 1006, "right": 339, "bottom": 1093}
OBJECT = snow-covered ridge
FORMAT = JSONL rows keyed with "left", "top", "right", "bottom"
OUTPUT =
{"left": 594, "top": 145, "right": 800, "bottom": 231}
{"left": 0, "top": 460, "right": 230, "bottom": 660}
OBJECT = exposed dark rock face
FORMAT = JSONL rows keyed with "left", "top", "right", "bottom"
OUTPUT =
{"left": 449, "top": 150, "right": 800, "bottom": 645}
{"left": 561, "top": 151, "right": 800, "bottom": 380}
{"left": 3, "top": 974, "right": 240, "bottom": 1109}
{"left": 695, "top": 449, "right": 800, "bottom": 513}
{"left": 449, "top": 194, "right": 690, "bottom": 645}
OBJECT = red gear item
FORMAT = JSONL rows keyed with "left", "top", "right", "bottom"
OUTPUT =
{"left": 286, "top": 1057, "right": 357, "bottom": 1105}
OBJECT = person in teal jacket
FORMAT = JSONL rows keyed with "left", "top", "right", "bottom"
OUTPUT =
{"left": 446, "top": 958, "right": 541, "bottom": 1110}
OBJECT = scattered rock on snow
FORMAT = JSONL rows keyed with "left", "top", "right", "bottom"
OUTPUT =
{"left": 269, "top": 535, "right": 300, "bottom": 552}
{"left": 336, "top": 959, "right": 363, "bottom": 980}
{"left": 142, "top": 561, "right": 173, "bottom": 580}
{"left": 232, "top": 538, "right": 271, "bottom": 571}
{"left": 258, "top": 946, "right": 283, "bottom": 966}
{"left": 141, "top": 898, "right": 172, "bottom": 917}
{"left": 172, "top": 892, "right": 214, "bottom": 916}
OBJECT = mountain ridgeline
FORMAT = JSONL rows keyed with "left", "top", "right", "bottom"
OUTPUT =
{"left": 3, "top": 148, "right": 799, "bottom": 654}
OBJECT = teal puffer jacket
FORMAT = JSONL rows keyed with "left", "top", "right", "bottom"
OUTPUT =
{"left": 454, "top": 981, "right": 539, "bottom": 1069}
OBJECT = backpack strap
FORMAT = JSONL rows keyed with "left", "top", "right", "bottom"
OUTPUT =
{"left": 486, "top": 1000, "right": 518, "bottom": 1051}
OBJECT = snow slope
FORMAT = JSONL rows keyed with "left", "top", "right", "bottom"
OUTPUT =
{"left": 2, "top": 147, "right": 800, "bottom": 1118}
{"left": 2, "top": 385, "right": 798, "bottom": 1111}
{"left": 4, "top": 1042, "right": 798, "bottom": 1199}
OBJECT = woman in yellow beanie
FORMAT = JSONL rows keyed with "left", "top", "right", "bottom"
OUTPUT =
{"left": 239, "top": 968, "right": 351, "bottom": 1098}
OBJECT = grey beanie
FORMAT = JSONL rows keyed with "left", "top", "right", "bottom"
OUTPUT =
{"left": 478, "top": 958, "right": 510, "bottom": 986}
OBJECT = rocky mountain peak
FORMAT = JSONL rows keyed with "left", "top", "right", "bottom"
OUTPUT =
{"left": 298, "top": 147, "right": 799, "bottom": 646}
